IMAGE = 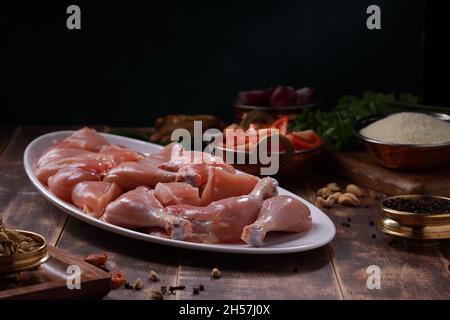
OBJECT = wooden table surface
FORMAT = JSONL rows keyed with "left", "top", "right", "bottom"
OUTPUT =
{"left": 1, "top": 126, "right": 449, "bottom": 300}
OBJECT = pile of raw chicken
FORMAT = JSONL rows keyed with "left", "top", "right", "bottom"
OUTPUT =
{"left": 34, "top": 128, "right": 312, "bottom": 247}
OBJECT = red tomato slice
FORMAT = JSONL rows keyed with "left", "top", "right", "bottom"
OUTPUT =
{"left": 268, "top": 116, "right": 289, "bottom": 135}
{"left": 291, "top": 130, "right": 323, "bottom": 150}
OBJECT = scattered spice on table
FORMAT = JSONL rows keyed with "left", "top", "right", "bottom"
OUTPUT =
{"left": 169, "top": 285, "right": 186, "bottom": 293}
{"left": 133, "top": 278, "right": 144, "bottom": 290}
{"left": 372, "top": 234, "right": 377, "bottom": 239}
{"left": 151, "top": 290, "right": 164, "bottom": 300}
{"left": 193, "top": 287, "right": 200, "bottom": 295}
{"left": 211, "top": 268, "right": 222, "bottom": 279}
{"left": 83, "top": 253, "right": 108, "bottom": 268}
{"left": 111, "top": 271, "right": 127, "bottom": 289}
{"left": 149, "top": 270, "right": 159, "bottom": 282}
{"left": 124, "top": 282, "right": 133, "bottom": 290}
{"left": 161, "top": 286, "right": 167, "bottom": 295}
{"left": 369, "top": 221, "right": 374, "bottom": 226}
{"left": 199, "top": 284, "right": 205, "bottom": 291}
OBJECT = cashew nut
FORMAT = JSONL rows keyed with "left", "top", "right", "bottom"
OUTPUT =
{"left": 326, "top": 182, "right": 341, "bottom": 192}
{"left": 338, "top": 193, "right": 360, "bottom": 206}
{"left": 346, "top": 184, "right": 363, "bottom": 197}
{"left": 329, "top": 192, "right": 343, "bottom": 202}
{"left": 317, "top": 187, "right": 331, "bottom": 199}
{"left": 317, "top": 196, "right": 335, "bottom": 208}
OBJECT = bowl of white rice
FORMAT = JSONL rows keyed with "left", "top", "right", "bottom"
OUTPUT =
{"left": 354, "top": 112, "right": 450, "bottom": 171}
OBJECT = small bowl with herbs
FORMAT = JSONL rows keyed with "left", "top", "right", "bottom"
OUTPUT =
{"left": 0, "top": 217, "right": 49, "bottom": 276}
{"left": 378, "top": 195, "right": 450, "bottom": 241}
{"left": 354, "top": 112, "right": 450, "bottom": 171}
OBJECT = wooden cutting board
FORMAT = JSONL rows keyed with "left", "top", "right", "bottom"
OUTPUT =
{"left": 324, "top": 151, "right": 450, "bottom": 196}
{"left": 0, "top": 246, "right": 111, "bottom": 300}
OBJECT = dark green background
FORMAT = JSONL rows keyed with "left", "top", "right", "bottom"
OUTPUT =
{"left": 2, "top": 1, "right": 445, "bottom": 125}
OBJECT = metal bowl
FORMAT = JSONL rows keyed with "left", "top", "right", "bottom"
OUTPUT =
{"left": 0, "top": 230, "right": 49, "bottom": 276}
{"left": 353, "top": 113, "right": 450, "bottom": 171}
{"left": 378, "top": 195, "right": 450, "bottom": 241}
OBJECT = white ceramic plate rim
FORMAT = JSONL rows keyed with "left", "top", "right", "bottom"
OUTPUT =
{"left": 23, "top": 131, "right": 335, "bottom": 254}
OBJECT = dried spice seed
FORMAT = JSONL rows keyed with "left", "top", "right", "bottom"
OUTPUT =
{"left": 124, "top": 282, "right": 133, "bottom": 290}
{"left": 347, "top": 218, "right": 351, "bottom": 222}
{"left": 160, "top": 286, "right": 167, "bottom": 295}
{"left": 0, "top": 217, "right": 41, "bottom": 256}
{"left": 199, "top": 284, "right": 205, "bottom": 291}
{"left": 193, "top": 287, "right": 200, "bottom": 295}
{"left": 133, "top": 278, "right": 144, "bottom": 290}
{"left": 149, "top": 270, "right": 159, "bottom": 282}
{"left": 211, "top": 268, "right": 222, "bottom": 279}
{"left": 151, "top": 291, "right": 164, "bottom": 300}
{"left": 372, "top": 234, "right": 377, "bottom": 239}
{"left": 369, "top": 221, "right": 374, "bottom": 226}
{"left": 169, "top": 285, "right": 185, "bottom": 293}
{"left": 384, "top": 196, "right": 450, "bottom": 214}
{"left": 342, "top": 222, "right": 346, "bottom": 227}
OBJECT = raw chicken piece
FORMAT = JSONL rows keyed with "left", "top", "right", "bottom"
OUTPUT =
{"left": 139, "top": 143, "right": 183, "bottom": 168}
{"left": 98, "top": 145, "right": 143, "bottom": 165}
{"left": 36, "top": 158, "right": 112, "bottom": 185}
{"left": 200, "top": 167, "right": 259, "bottom": 205}
{"left": 36, "top": 147, "right": 96, "bottom": 169}
{"left": 241, "top": 195, "right": 312, "bottom": 247}
{"left": 154, "top": 182, "right": 202, "bottom": 207}
{"left": 72, "top": 181, "right": 122, "bottom": 218}
{"left": 56, "top": 127, "right": 110, "bottom": 152}
{"left": 175, "top": 163, "right": 235, "bottom": 187}
{"left": 159, "top": 149, "right": 226, "bottom": 172}
{"left": 165, "top": 177, "right": 278, "bottom": 243}
{"left": 103, "top": 162, "right": 177, "bottom": 191}
{"left": 48, "top": 165, "right": 103, "bottom": 202}
{"left": 102, "top": 186, "right": 192, "bottom": 239}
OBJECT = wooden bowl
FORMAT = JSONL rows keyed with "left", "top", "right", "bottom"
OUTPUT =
{"left": 353, "top": 113, "right": 450, "bottom": 171}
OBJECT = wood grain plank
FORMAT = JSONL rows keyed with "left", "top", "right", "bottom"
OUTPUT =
{"left": 174, "top": 180, "right": 342, "bottom": 300}
{"left": 56, "top": 218, "right": 180, "bottom": 300}
{"left": 0, "top": 126, "right": 17, "bottom": 158}
{"left": 303, "top": 173, "right": 450, "bottom": 300}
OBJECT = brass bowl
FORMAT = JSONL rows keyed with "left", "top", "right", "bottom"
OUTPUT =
{"left": 353, "top": 113, "right": 450, "bottom": 171}
{"left": 378, "top": 195, "right": 450, "bottom": 241}
{"left": 234, "top": 101, "right": 321, "bottom": 124}
{"left": 0, "top": 230, "right": 49, "bottom": 276}
{"left": 216, "top": 144, "right": 322, "bottom": 180}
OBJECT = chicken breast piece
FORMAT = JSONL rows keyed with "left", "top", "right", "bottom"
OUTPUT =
{"left": 55, "top": 127, "right": 110, "bottom": 152}
{"left": 241, "top": 195, "right": 312, "bottom": 247}
{"left": 72, "top": 181, "right": 123, "bottom": 218}
{"left": 48, "top": 165, "right": 103, "bottom": 202}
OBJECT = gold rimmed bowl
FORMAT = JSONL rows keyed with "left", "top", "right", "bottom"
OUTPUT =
{"left": 0, "top": 230, "right": 49, "bottom": 276}
{"left": 353, "top": 113, "right": 450, "bottom": 171}
{"left": 378, "top": 195, "right": 450, "bottom": 242}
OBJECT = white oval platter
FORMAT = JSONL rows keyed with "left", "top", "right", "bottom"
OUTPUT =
{"left": 23, "top": 131, "right": 335, "bottom": 254}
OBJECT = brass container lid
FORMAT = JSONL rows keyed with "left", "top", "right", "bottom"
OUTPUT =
{"left": 0, "top": 230, "right": 49, "bottom": 276}
{"left": 378, "top": 195, "right": 450, "bottom": 242}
